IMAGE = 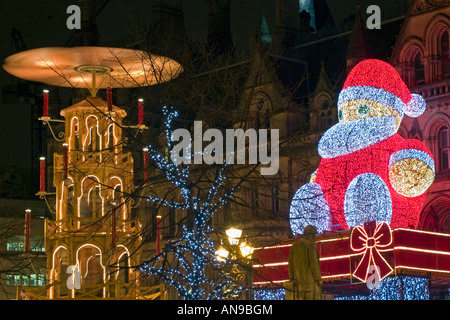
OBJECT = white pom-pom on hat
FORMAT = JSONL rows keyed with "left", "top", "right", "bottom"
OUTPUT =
{"left": 404, "top": 94, "right": 426, "bottom": 118}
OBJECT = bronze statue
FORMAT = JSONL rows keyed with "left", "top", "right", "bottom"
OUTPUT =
{"left": 286, "top": 225, "right": 323, "bottom": 300}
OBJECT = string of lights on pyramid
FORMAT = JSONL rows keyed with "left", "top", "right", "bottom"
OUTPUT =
{"left": 2, "top": 45, "right": 188, "bottom": 296}
{"left": 3, "top": 44, "right": 248, "bottom": 299}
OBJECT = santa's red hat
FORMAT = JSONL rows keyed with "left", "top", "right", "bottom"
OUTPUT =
{"left": 338, "top": 59, "right": 426, "bottom": 118}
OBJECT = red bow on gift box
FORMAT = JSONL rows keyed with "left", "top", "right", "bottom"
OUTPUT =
{"left": 350, "top": 221, "right": 393, "bottom": 282}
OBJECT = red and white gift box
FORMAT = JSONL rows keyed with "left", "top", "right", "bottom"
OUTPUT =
{"left": 253, "top": 222, "right": 450, "bottom": 286}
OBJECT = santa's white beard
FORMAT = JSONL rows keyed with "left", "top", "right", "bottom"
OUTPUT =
{"left": 318, "top": 116, "right": 398, "bottom": 158}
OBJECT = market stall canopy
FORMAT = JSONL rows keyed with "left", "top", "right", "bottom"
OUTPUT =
{"left": 2, "top": 46, "right": 183, "bottom": 95}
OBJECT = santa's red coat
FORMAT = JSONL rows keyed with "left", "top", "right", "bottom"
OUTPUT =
{"left": 315, "top": 133, "right": 432, "bottom": 230}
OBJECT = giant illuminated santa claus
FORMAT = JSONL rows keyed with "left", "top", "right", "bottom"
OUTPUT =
{"left": 290, "top": 59, "right": 435, "bottom": 235}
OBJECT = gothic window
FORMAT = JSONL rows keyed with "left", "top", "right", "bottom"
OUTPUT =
{"left": 251, "top": 95, "right": 271, "bottom": 129}
{"left": 272, "top": 181, "right": 280, "bottom": 213}
{"left": 251, "top": 187, "right": 260, "bottom": 210}
{"left": 319, "top": 99, "right": 332, "bottom": 129}
{"left": 439, "top": 127, "right": 450, "bottom": 171}
{"left": 414, "top": 53, "right": 425, "bottom": 86}
{"left": 441, "top": 30, "right": 450, "bottom": 79}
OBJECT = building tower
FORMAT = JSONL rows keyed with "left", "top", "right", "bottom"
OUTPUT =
{"left": 207, "top": 0, "right": 234, "bottom": 54}
{"left": 148, "top": 0, "right": 186, "bottom": 59}
{"left": 345, "top": 4, "right": 372, "bottom": 74}
{"left": 274, "top": 0, "right": 300, "bottom": 47}
{"left": 45, "top": 94, "right": 144, "bottom": 299}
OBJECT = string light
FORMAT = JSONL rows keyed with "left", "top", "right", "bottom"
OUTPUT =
{"left": 254, "top": 288, "right": 285, "bottom": 300}
{"left": 344, "top": 173, "right": 392, "bottom": 228}
{"left": 318, "top": 115, "right": 398, "bottom": 159}
{"left": 334, "top": 276, "right": 430, "bottom": 300}
{"left": 140, "top": 106, "right": 240, "bottom": 300}
{"left": 289, "top": 183, "right": 330, "bottom": 235}
{"left": 290, "top": 59, "right": 434, "bottom": 234}
{"left": 388, "top": 149, "right": 435, "bottom": 197}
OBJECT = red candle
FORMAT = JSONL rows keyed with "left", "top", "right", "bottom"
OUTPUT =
{"left": 156, "top": 215, "right": 162, "bottom": 255}
{"left": 63, "top": 143, "right": 69, "bottom": 179}
{"left": 138, "top": 99, "right": 144, "bottom": 125}
{"left": 143, "top": 147, "right": 149, "bottom": 181}
{"left": 24, "top": 209, "right": 31, "bottom": 253}
{"left": 107, "top": 87, "right": 113, "bottom": 112}
{"left": 43, "top": 90, "right": 49, "bottom": 117}
{"left": 39, "top": 157, "right": 46, "bottom": 192}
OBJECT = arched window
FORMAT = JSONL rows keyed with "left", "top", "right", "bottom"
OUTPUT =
{"left": 52, "top": 247, "right": 69, "bottom": 297}
{"left": 67, "top": 184, "right": 75, "bottom": 216}
{"left": 414, "top": 53, "right": 425, "bottom": 86}
{"left": 441, "top": 30, "right": 450, "bottom": 79}
{"left": 439, "top": 127, "right": 450, "bottom": 171}
{"left": 77, "top": 245, "right": 104, "bottom": 296}
{"left": 250, "top": 94, "right": 271, "bottom": 129}
{"left": 80, "top": 177, "right": 102, "bottom": 219}
{"left": 420, "top": 201, "right": 450, "bottom": 234}
{"left": 106, "top": 124, "right": 115, "bottom": 149}
{"left": 84, "top": 116, "right": 101, "bottom": 151}
{"left": 70, "top": 117, "right": 80, "bottom": 150}
{"left": 110, "top": 179, "right": 125, "bottom": 221}
{"left": 319, "top": 100, "right": 332, "bottom": 129}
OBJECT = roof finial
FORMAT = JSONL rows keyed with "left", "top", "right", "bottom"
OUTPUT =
{"left": 259, "top": 9, "right": 272, "bottom": 45}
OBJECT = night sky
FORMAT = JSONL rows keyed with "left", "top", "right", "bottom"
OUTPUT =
{"left": 0, "top": 0, "right": 403, "bottom": 81}
{"left": 0, "top": 0, "right": 404, "bottom": 189}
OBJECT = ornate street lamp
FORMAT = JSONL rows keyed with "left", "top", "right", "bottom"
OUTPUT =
{"left": 215, "top": 227, "right": 254, "bottom": 299}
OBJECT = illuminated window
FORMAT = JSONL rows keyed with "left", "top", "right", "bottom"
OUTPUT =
{"left": 439, "top": 127, "right": 450, "bottom": 171}
{"left": 67, "top": 184, "right": 75, "bottom": 216}
{"left": 88, "top": 186, "right": 102, "bottom": 217}
{"left": 85, "top": 116, "right": 101, "bottom": 151}
{"left": 7, "top": 236, "right": 44, "bottom": 252}
{"left": 80, "top": 177, "right": 102, "bottom": 219}
{"left": 6, "top": 273, "right": 46, "bottom": 286}
{"left": 7, "top": 236, "right": 24, "bottom": 251}
{"left": 106, "top": 124, "right": 114, "bottom": 149}
{"left": 71, "top": 117, "right": 79, "bottom": 150}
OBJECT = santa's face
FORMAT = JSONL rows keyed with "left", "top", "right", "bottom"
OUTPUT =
{"left": 337, "top": 99, "right": 402, "bottom": 130}
{"left": 318, "top": 100, "right": 403, "bottom": 159}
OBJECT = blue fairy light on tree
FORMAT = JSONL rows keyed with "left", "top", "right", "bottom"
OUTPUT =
{"left": 139, "top": 106, "right": 245, "bottom": 300}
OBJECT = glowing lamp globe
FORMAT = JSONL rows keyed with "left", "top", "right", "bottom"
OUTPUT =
{"left": 239, "top": 242, "right": 254, "bottom": 259}
{"left": 215, "top": 246, "right": 229, "bottom": 262}
{"left": 226, "top": 227, "right": 242, "bottom": 245}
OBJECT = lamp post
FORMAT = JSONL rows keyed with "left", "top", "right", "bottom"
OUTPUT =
{"left": 215, "top": 227, "right": 254, "bottom": 299}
